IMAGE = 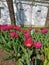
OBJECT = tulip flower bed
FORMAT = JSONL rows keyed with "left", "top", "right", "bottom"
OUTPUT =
{"left": 0, "top": 24, "right": 49, "bottom": 65}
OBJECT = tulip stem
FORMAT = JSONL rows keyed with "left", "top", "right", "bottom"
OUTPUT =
{"left": 35, "top": 59, "right": 36, "bottom": 65}
{"left": 26, "top": 48, "right": 30, "bottom": 65}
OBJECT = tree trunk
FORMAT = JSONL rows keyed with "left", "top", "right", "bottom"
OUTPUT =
{"left": 6, "top": 0, "right": 16, "bottom": 26}
{"left": 45, "top": 7, "right": 49, "bottom": 26}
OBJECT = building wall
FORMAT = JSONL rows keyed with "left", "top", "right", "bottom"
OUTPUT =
{"left": 0, "top": 0, "right": 49, "bottom": 26}
{"left": 0, "top": 1, "right": 11, "bottom": 24}
{"left": 15, "top": 1, "right": 48, "bottom": 26}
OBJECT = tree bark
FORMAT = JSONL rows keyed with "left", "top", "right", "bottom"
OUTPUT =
{"left": 6, "top": 0, "right": 16, "bottom": 26}
{"left": 45, "top": 7, "right": 49, "bottom": 26}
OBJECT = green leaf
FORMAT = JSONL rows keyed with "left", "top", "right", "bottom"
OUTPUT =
{"left": 20, "top": 45, "right": 26, "bottom": 54}
{"left": 1, "top": 35, "right": 6, "bottom": 43}
{"left": 18, "top": 59, "right": 23, "bottom": 65}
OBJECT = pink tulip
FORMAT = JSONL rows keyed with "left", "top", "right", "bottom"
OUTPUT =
{"left": 34, "top": 42, "right": 42, "bottom": 49}
{"left": 41, "top": 29, "right": 48, "bottom": 34}
{"left": 9, "top": 32, "right": 19, "bottom": 38}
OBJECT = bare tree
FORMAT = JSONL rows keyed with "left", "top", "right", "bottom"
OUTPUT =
{"left": 6, "top": 0, "right": 16, "bottom": 26}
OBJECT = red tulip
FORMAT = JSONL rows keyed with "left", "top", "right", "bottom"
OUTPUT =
{"left": 24, "top": 32, "right": 30, "bottom": 39}
{"left": 24, "top": 37, "right": 34, "bottom": 48}
{"left": 29, "top": 27, "right": 33, "bottom": 31}
{"left": 21, "top": 29, "right": 27, "bottom": 33}
{"left": 9, "top": 32, "right": 16, "bottom": 38}
{"left": 7, "top": 25, "right": 13, "bottom": 30}
{"left": 0, "top": 24, "right": 1, "bottom": 27}
{"left": 0, "top": 25, "right": 1, "bottom": 30}
{"left": 15, "top": 33, "right": 19, "bottom": 38}
{"left": 0, "top": 24, "right": 8, "bottom": 31}
{"left": 14, "top": 26, "right": 21, "bottom": 31}
{"left": 35, "top": 29, "right": 38, "bottom": 32}
{"left": 34, "top": 42, "right": 42, "bottom": 49}
{"left": 0, "top": 25, "right": 13, "bottom": 31}
{"left": 40, "top": 28, "right": 44, "bottom": 30}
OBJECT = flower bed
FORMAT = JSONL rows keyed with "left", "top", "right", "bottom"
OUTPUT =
{"left": 0, "top": 25, "right": 49, "bottom": 65}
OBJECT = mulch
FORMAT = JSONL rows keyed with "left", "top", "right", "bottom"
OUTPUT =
{"left": 0, "top": 49, "right": 17, "bottom": 65}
